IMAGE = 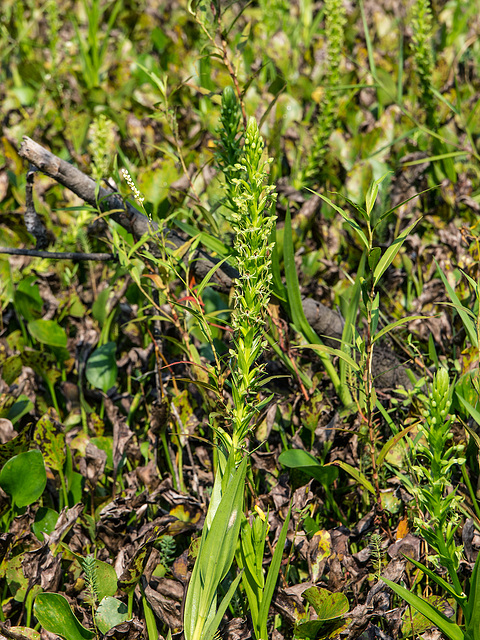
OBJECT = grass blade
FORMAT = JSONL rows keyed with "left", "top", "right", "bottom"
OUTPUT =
{"left": 435, "top": 260, "right": 478, "bottom": 348}
{"left": 373, "top": 219, "right": 420, "bottom": 287}
{"left": 258, "top": 507, "right": 291, "bottom": 639}
{"left": 382, "top": 578, "right": 464, "bottom": 640}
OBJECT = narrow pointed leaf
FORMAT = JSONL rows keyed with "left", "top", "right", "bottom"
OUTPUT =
{"left": 259, "top": 508, "right": 291, "bottom": 635}
{"left": 372, "top": 315, "right": 429, "bottom": 343}
{"left": 373, "top": 219, "right": 420, "bottom": 287}
{"left": 382, "top": 578, "right": 464, "bottom": 640}
{"left": 376, "top": 425, "right": 416, "bottom": 469}
{"left": 203, "top": 572, "right": 243, "bottom": 640}
{"left": 435, "top": 260, "right": 478, "bottom": 348}
{"left": 312, "top": 192, "right": 369, "bottom": 250}
{"left": 329, "top": 460, "right": 375, "bottom": 495}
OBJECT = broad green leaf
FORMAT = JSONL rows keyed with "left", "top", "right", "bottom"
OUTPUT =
{"left": 94, "top": 559, "right": 118, "bottom": 601}
{"left": 1, "top": 354, "right": 23, "bottom": 385}
{"left": 86, "top": 342, "right": 118, "bottom": 393}
{"left": 279, "top": 449, "right": 338, "bottom": 486}
{"left": 382, "top": 578, "right": 464, "bottom": 640}
{"left": 34, "top": 593, "right": 95, "bottom": 640}
{"left": 0, "top": 449, "right": 47, "bottom": 508}
{"left": 329, "top": 460, "right": 376, "bottom": 495}
{"left": 92, "top": 288, "right": 111, "bottom": 325}
{"left": 7, "top": 628, "right": 39, "bottom": 640}
{"left": 27, "top": 320, "right": 67, "bottom": 348}
{"left": 95, "top": 597, "right": 129, "bottom": 635}
{"left": 7, "top": 554, "right": 29, "bottom": 602}
{"left": 6, "top": 395, "right": 34, "bottom": 425}
{"left": 33, "top": 507, "right": 59, "bottom": 542}
{"left": 14, "top": 277, "right": 43, "bottom": 321}
{"left": 118, "top": 544, "right": 151, "bottom": 594}
{"left": 368, "top": 247, "right": 382, "bottom": 273}
{"left": 373, "top": 218, "right": 420, "bottom": 287}
{"left": 0, "top": 424, "right": 34, "bottom": 470}
{"left": 34, "top": 412, "right": 65, "bottom": 471}
{"left": 21, "top": 349, "right": 60, "bottom": 386}
{"left": 303, "top": 586, "right": 349, "bottom": 620}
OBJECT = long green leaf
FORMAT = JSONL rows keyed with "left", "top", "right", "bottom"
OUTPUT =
{"left": 373, "top": 219, "right": 420, "bottom": 287}
{"left": 195, "top": 256, "right": 230, "bottom": 299}
{"left": 404, "top": 556, "right": 466, "bottom": 605}
{"left": 258, "top": 508, "right": 291, "bottom": 639}
{"left": 373, "top": 185, "right": 437, "bottom": 229}
{"left": 284, "top": 210, "right": 352, "bottom": 407}
{"left": 372, "top": 315, "right": 429, "bottom": 343}
{"left": 312, "top": 192, "right": 369, "bottom": 250}
{"left": 376, "top": 424, "right": 416, "bottom": 469}
{"left": 270, "top": 224, "right": 287, "bottom": 303}
{"left": 173, "top": 219, "right": 231, "bottom": 257}
{"left": 435, "top": 260, "right": 478, "bottom": 348}
{"left": 329, "top": 460, "right": 375, "bottom": 495}
{"left": 283, "top": 209, "right": 318, "bottom": 340}
{"left": 184, "top": 456, "right": 247, "bottom": 640}
{"left": 457, "top": 394, "right": 480, "bottom": 427}
{"left": 203, "top": 572, "right": 243, "bottom": 640}
{"left": 294, "top": 344, "right": 360, "bottom": 371}
{"left": 366, "top": 172, "right": 391, "bottom": 217}
{"left": 465, "top": 552, "right": 480, "bottom": 639}
{"left": 382, "top": 578, "right": 464, "bottom": 640}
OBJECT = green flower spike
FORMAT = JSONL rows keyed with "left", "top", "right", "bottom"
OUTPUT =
{"left": 218, "top": 117, "right": 277, "bottom": 459}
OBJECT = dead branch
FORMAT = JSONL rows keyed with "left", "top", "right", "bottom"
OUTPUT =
{"left": 24, "top": 165, "right": 49, "bottom": 249}
{"left": 0, "top": 247, "right": 115, "bottom": 261}
{"left": 17, "top": 136, "right": 410, "bottom": 391}
{"left": 18, "top": 136, "right": 237, "bottom": 290}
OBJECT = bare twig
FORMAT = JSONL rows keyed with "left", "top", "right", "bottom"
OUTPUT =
{"left": 0, "top": 247, "right": 115, "bottom": 261}
{"left": 18, "top": 136, "right": 238, "bottom": 291}
{"left": 16, "top": 136, "right": 410, "bottom": 391}
{"left": 24, "top": 164, "right": 49, "bottom": 249}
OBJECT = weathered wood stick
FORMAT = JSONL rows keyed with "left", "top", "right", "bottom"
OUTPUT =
{"left": 18, "top": 136, "right": 238, "bottom": 290}
{"left": 17, "top": 136, "right": 408, "bottom": 389}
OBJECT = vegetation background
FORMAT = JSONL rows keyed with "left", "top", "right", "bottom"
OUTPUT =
{"left": 1, "top": 0, "right": 480, "bottom": 638}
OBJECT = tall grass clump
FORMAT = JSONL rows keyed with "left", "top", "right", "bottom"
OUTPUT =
{"left": 303, "top": 0, "right": 346, "bottom": 187}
